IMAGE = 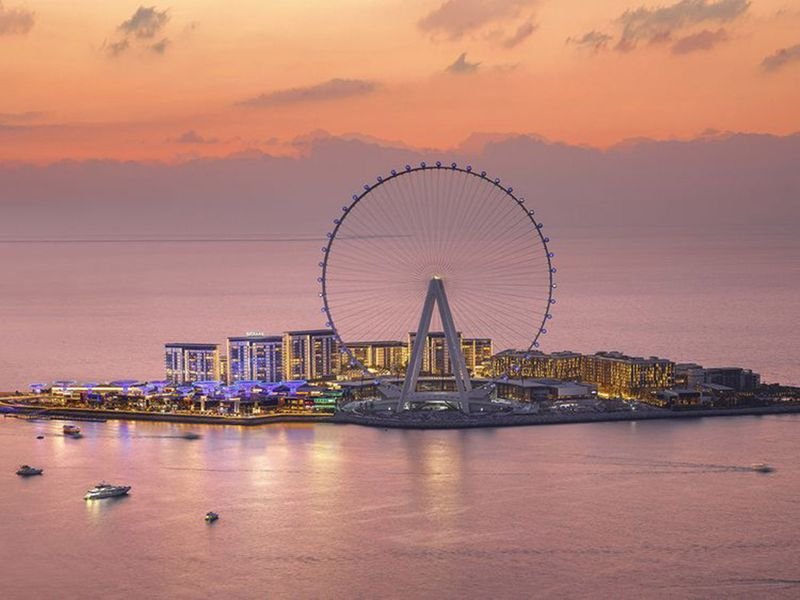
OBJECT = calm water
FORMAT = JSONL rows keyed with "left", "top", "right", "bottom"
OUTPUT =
{"left": 0, "top": 231, "right": 798, "bottom": 390}
{"left": 1, "top": 415, "right": 799, "bottom": 598}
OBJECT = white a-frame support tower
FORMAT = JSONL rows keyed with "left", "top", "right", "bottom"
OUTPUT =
{"left": 399, "top": 277, "right": 473, "bottom": 413}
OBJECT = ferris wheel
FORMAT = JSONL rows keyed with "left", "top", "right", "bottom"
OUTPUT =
{"left": 318, "top": 162, "right": 556, "bottom": 410}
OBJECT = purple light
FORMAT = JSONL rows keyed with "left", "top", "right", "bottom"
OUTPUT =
{"left": 534, "top": 342, "right": 540, "bottom": 348}
{"left": 451, "top": 162, "right": 457, "bottom": 168}
{"left": 494, "top": 178, "right": 500, "bottom": 184}
{"left": 548, "top": 252, "right": 555, "bottom": 258}
{"left": 480, "top": 171, "right": 486, "bottom": 177}
{"left": 537, "top": 223, "right": 544, "bottom": 229}
{"left": 436, "top": 161, "right": 442, "bottom": 167}
{"left": 544, "top": 237, "right": 550, "bottom": 242}
{"left": 377, "top": 176, "right": 383, "bottom": 182}
{"left": 391, "top": 169, "right": 397, "bottom": 175}
{"left": 405, "top": 164, "right": 411, "bottom": 171}
{"left": 550, "top": 299, "right": 556, "bottom": 304}
{"left": 466, "top": 165, "right": 472, "bottom": 172}
{"left": 507, "top": 187, "right": 513, "bottom": 193}
{"left": 551, "top": 267, "right": 557, "bottom": 273}
{"left": 420, "top": 161, "right": 426, "bottom": 167}
{"left": 363, "top": 184, "right": 370, "bottom": 191}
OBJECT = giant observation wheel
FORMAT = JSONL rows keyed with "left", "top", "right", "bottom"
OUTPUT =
{"left": 318, "top": 162, "right": 556, "bottom": 410}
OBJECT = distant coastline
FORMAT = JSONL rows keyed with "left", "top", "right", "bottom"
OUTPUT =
{"left": 3, "top": 400, "right": 800, "bottom": 430}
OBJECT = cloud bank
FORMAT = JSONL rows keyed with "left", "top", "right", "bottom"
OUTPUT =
{"left": 616, "top": 0, "right": 749, "bottom": 52}
{"left": 671, "top": 28, "right": 730, "bottom": 54}
{"left": 0, "top": 1, "right": 34, "bottom": 35}
{"left": 761, "top": 43, "right": 800, "bottom": 72}
{"left": 106, "top": 5, "right": 171, "bottom": 57}
{"left": 239, "top": 79, "right": 379, "bottom": 107}
{"left": 446, "top": 52, "right": 481, "bottom": 74}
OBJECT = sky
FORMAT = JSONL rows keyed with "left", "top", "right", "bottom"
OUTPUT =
{"left": 1, "top": 0, "right": 799, "bottom": 162}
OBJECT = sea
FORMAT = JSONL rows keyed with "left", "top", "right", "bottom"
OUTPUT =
{"left": 1, "top": 230, "right": 799, "bottom": 598}
{"left": 0, "top": 229, "right": 797, "bottom": 390}
{"left": 1, "top": 415, "right": 799, "bottom": 598}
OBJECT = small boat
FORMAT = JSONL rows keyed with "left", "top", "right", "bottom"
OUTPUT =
{"left": 16, "top": 465, "right": 43, "bottom": 476}
{"left": 36, "top": 435, "right": 44, "bottom": 439}
{"left": 751, "top": 463, "right": 774, "bottom": 473}
{"left": 182, "top": 432, "right": 202, "bottom": 440}
{"left": 63, "top": 425, "right": 81, "bottom": 436}
{"left": 84, "top": 482, "right": 131, "bottom": 500}
{"left": 205, "top": 511, "right": 219, "bottom": 523}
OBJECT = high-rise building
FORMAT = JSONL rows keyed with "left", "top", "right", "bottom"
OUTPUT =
{"left": 462, "top": 338, "right": 493, "bottom": 374}
{"left": 282, "top": 330, "right": 339, "bottom": 381}
{"left": 227, "top": 334, "right": 283, "bottom": 383}
{"left": 164, "top": 343, "right": 221, "bottom": 384}
{"left": 408, "top": 331, "right": 464, "bottom": 376}
{"left": 580, "top": 351, "right": 674, "bottom": 399}
{"left": 490, "top": 350, "right": 583, "bottom": 380}
{"left": 342, "top": 341, "right": 408, "bottom": 374}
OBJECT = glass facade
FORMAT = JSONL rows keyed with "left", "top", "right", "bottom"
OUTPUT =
{"left": 164, "top": 343, "right": 221, "bottom": 384}
{"left": 282, "top": 330, "right": 339, "bottom": 381}
{"left": 227, "top": 335, "right": 283, "bottom": 384}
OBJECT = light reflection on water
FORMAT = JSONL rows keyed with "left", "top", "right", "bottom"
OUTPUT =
{"left": 1, "top": 415, "right": 799, "bottom": 599}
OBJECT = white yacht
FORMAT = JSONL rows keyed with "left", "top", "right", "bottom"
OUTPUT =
{"left": 84, "top": 482, "right": 131, "bottom": 500}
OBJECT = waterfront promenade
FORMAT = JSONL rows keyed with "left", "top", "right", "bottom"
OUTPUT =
{"left": 3, "top": 397, "right": 800, "bottom": 429}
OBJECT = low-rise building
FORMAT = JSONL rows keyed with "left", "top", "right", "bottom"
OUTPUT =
{"left": 581, "top": 351, "right": 674, "bottom": 399}
{"left": 490, "top": 350, "right": 583, "bottom": 380}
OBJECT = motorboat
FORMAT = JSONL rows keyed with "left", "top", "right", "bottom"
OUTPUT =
{"left": 36, "top": 435, "right": 45, "bottom": 439}
{"left": 751, "top": 463, "right": 774, "bottom": 473}
{"left": 205, "top": 511, "right": 219, "bottom": 523}
{"left": 182, "top": 432, "right": 202, "bottom": 440}
{"left": 16, "top": 465, "right": 43, "bottom": 476}
{"left": 63, "top": 425, "right": 81, "bottom": 436}
{"left": 84, "top": 482, "right": 131, "bottom": 500}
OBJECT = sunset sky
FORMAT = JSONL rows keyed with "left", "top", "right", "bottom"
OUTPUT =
{"left": 1, "top": 0, "right": 799, "bottom": 162}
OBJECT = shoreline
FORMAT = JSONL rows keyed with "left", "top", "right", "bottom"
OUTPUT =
{"left": 3, "top": 400, "right": 800, "bottom": 429}
{"left": 332, "top": 404, "right": 800, "bottom": 429}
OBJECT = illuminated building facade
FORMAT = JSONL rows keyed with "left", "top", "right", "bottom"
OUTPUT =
{"left": 581, "top": 351, "right": 674, "bottom": 399}
{"left": 164, "top": 343, "right": 221, "bottom": 384}
{"left": 282, "top": 329, "right": 339, "bottom": 381}
{"left": 227, "top": 334, "right": 283, "bottom": 383}
{"left": 343, "top": 341, "right": 408, "bottom": 374}
{"left": 490, "top": 350, "right": 583, "bottom": 380}
{"left": 674, "top": 363, "right": 705, "bottom": 389}
{"left": 462, "top": 338, "right": 493, "bottom": 374}
{"left": 408, "top": 331, "right": 464, "bottom": 376}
